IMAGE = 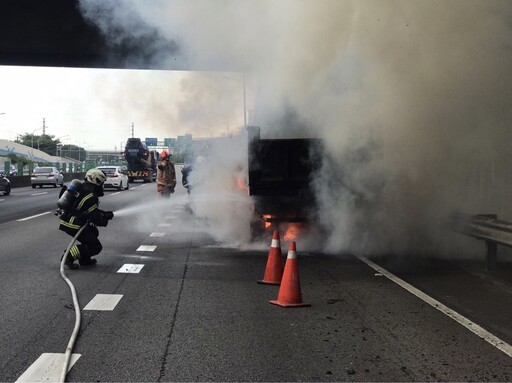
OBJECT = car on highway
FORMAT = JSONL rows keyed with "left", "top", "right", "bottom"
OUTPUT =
{"left": 97, "top": 165, "right": 129, "bottom": 191}
{"left": 0, "top": 171, "right": 10, "bottom": 195}
{"left": 9, "top": 165, "right": 17, "bottom": 176}
{"left": 30, "top": 166, "right": 64, "bottom": 188}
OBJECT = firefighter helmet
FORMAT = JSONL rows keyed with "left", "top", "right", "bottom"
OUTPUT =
{"left": 85, "top": 168, "right": 106, "bottom": 186}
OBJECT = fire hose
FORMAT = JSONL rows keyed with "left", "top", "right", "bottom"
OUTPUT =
{"left": 59, "top": 223, "right": 87, "bottom": 383}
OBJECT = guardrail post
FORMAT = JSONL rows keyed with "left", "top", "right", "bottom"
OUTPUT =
{"left": 485, "top": 241, "right": 497, "bottom": 271}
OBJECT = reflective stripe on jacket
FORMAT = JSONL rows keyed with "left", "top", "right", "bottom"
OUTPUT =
{"left": 59, "top": 187, "right": 99, "bottom": 231}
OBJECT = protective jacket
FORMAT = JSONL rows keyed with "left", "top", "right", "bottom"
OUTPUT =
{"left": 59, "top": 182, "right": 111, "bottom": 233}
{"left": 156, "top": 159, "right": 176, "bottom": 194}
{"left": 59, "top": 181, "right": 112, "bottom": 265}
{"left": 181, "top": 164, "right": 192, "bottom": 193}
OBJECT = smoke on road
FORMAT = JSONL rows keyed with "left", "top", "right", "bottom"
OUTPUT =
{"left": 79, "top": 0, "right": 512, "bottom": 257}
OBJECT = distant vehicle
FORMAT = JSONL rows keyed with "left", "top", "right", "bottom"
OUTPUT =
{"left": 123, "top": 138, "right": 157, "bottom": 183}
{"left": 0, "top": 171, "right": 10, "bottom": 195}
{"left": 9, "top": 165, "right": 17, "bottom": 176}
{"left": 31, "top": 166, "right": 64, "bottom": 188}
{"left": 97, "top": 166, "right": 129, "bottom": 191}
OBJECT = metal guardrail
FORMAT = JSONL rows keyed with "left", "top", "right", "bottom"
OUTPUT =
{"left": 452, "top": 213, "right": 512, "bottom": 271}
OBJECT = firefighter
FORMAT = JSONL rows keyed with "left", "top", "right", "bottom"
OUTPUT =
{"left": 156, "top": 150, "right": 176, "bottom": 197}
{"left": 181, "top": 163, "right": 192, "bottom": 194}
{"left": 59, "top": 168, "right": 114, "bottom": 269}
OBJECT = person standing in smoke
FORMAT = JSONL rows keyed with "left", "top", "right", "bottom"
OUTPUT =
{"left": 156, "top": 150, "right": 177, "bottom": 197}
{"left": 181, "top": 163, "right": 192, "bottom": 194}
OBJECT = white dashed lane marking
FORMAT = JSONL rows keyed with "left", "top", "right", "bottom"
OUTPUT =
{"left": 150, "top": 232, "right": 165, "bottom": 237}
{"left": 15, "top": 353, "right": 81, "bottom": 382}
{"left": 17, "top": 211, "right": 51, "bottom": 221}
{"left": 84, "top": 294, "right": 123, "bottom": 311}
{"left": 158, "top": 223, "right": 172, "bottom": 227}
{"left": 117, "top": 264, "right": 144, "bottom": 273}
{"left": 31, "top": 192, "right": 48, "bottom": 196}
{"left": 137, "top": 245, "right": 157, "bottom": 252}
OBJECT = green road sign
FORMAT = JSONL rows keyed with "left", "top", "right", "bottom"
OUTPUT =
{"left": 145, "top": 138, "right": 158, "bottom": 146}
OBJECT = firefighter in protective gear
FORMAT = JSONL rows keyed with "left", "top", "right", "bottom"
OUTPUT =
{"left": 59, "top": 168, "right": 114, "bottom": 269}
{"left": 156, "top": 150, "right": 176, "bottom": 197}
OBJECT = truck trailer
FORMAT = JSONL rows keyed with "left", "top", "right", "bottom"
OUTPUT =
{"left": 123, "top": 138, "right": 157, "bottom": 183}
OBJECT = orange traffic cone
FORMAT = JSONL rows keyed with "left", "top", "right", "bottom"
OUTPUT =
{"left": 269, "top": 241, "right": 310, "bottom": 307}
{"left": 258, "top": 230, "right": 284, "bottom": 285}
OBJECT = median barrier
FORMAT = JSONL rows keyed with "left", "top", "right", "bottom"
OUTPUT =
{"left": 6, "top": 173, "right": 86, "bottom": 188}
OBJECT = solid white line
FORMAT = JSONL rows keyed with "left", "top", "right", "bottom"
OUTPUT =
{"left": 137, "top": 245, "right": 157, "bottom": 252}
{"left": 117, "top": 264, "right": 145, "bottom": 273}
{"left": 17, "top": 211, "right": 52, "bottom": 221}
{"left": 83, "top": 294, "right": 123, "bottom": 311}
{"left": 357, "top": 255, "right": 512, "bottom": 358}
{"left": 15, "top": 353, "right": 81, "bottom": 382}
{"left": 31, "top": 192, "right": 48, "bottom": 196}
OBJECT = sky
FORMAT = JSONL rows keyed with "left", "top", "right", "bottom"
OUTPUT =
{"left": 0, "top": 65, "right": 253, "bottom": 151}
{"left": 4, "top": 0, "right": 512, "bottom": 255}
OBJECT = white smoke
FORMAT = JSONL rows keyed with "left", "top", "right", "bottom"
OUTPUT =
{"left": 187, "top": 134, "right": 253, "bottom": 245}
{"left": 79, "top": 0, "right": 512, "bottom": 256}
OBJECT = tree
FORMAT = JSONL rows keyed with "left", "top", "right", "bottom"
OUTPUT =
{"left": 6, "top": 153, "right": 33, "bottom": 167}
{"left": 15, "top": 134, "right": 85, "bottom": 160}
{"left": 60, "top": 144, "right": 87, "bottom": 161}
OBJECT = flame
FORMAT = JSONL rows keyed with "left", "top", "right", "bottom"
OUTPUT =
{"left": 236, "top": 177, "right": 249, "bottom": 193}
{"left": 283, "top": 223, "right": 301, "bottom": 241}
{"left": 262, "top": 214, "right": 272, "bottom": 229}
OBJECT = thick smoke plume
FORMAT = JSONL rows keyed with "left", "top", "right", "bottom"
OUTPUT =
{"left": 79, "top": 0, "right": 512, "bottom": 257}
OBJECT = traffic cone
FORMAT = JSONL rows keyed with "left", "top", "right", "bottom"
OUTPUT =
{"left": 258, "top": 230, "right": 284, "bottom": 285}
{"left": 269, "top": 242, "right": 310, "bottom": 307}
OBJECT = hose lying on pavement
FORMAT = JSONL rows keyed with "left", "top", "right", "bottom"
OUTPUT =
{"left": 59, "top": 224, "right": 87, "bottom": 383}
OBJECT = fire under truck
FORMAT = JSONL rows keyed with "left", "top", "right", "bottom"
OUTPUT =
{"left": 247, "top": 126, "right": 323, "bottom": 240}
{"left": 123, "top": 138, "right": 157, "bottom": 183}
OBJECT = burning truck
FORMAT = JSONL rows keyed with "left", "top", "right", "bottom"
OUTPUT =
{"left": 247, "top": 126, "right": 323, "bottom": 241}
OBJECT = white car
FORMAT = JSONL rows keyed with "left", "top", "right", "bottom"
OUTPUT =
{"left": 97, "top": 166, "right": 129, "bottom": 191}
{"left": 31, "top": 166, "right": 64, "bottom": 188}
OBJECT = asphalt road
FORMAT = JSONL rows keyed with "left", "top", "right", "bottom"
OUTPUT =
{"left": 1, "top": 176, "right": 512, "bottom": 382}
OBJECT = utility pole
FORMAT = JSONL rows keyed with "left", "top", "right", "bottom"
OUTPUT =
{"left": 243, "top": 74, "right": 247, "bottom": 130}
{"left": 42, "top": 118, "right": 46, "bottom": 135}
{"left": 131, "top": 122, "right": 134, "bottom": 138}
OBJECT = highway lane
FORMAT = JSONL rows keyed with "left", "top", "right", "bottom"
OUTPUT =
{"left": 1, "top": 179, "right": 511, "bottom": 381}
{"left": 0, "top": 185, "right": 64, "bottom": 224}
